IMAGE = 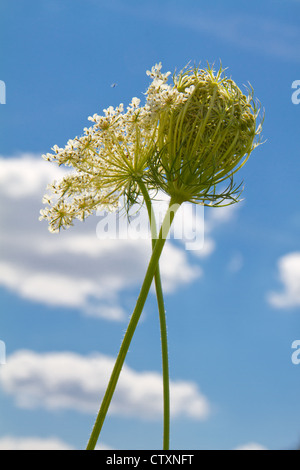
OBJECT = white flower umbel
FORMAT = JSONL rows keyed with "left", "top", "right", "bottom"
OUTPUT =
{"left": 40, "top": 63, "right": 196, "bottom": 233}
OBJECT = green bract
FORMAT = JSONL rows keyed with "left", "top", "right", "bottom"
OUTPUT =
{"left": 148, "top": 64, "right": 262, "bottom": 206}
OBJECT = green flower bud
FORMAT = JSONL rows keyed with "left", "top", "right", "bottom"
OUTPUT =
{"left": 149, "top": 64, "right": 263, "bottom": 206}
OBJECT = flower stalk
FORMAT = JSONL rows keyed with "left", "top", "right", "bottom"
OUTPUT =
{"left": 86, "top": 198, "right": 180, "bottom": 450}
{"left": 138, "top": 180, "right": 170, "bottom": 450}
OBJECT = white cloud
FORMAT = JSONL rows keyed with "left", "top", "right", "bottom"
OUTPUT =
{"left": 0, "top": 350, "right": 210, "bottom": 420}
{"left": 267, "top": 252, "right": 300, "bottom": 309}
{"left": 159, "top": 243, "right": 201, "bottom": 292}
{"left": 0, "top": 154, "right": 239, "bottom": 319}
{"left": 0, "top": 435, "right": 111, "bottom": 450}
{"left": 0, "top": 154, "right": 202, "bottom": 320}
{"left": 234, "top": 442, "right": 267, "bottom": 451}
{"left": 0, "top": 436, "right": 74, "bottom": 450}
{"left": 0, "top": 153, "right": 65, "bottom": 199}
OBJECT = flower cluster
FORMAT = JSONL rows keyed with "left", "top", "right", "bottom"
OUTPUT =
{"left": 40, "top": 62, "right": 262, "bottom": 232}
{"left": 40, "top": 64, "right": 193, "bottom": 232}
{"left": 149, "top": 64, "right": 262, "bottom": 205}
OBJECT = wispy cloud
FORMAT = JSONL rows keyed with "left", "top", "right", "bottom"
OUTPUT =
{"left": 267, "top": 252, "right": 300, "bottom": 309}
{"left": 0, "top": 350, "right": 210, "bottom": 420}
{"left": 171, "top": 12, "right": 300, "bottom": 63}
{"left": 227, "top": 252, "right": 244, "bottom": 274}
{"left": 99, "top": 0, "right": 300, "bottom": 63}
{"left": 234, "top": 442, "right": 267, "bottom": 450}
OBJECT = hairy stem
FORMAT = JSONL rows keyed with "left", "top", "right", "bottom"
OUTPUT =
{"left": 86, "top": 197, "right": 180, "bottom": 450}
{"left": 138, "top": 182, "right": 170, "bottom": 450}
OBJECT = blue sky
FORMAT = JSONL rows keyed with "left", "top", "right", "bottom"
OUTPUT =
{"left": 0, "top": 0, "right": 300, "bottom": 450}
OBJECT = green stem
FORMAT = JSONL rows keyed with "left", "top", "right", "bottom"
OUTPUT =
{"left": 86, "top": 198, "right": 180, "bottom": 450}
{"left": 155, "top": 264, "right": 170, "bottom": 451}
{"left": 138, "top": 182, "right": 170, "bottom": 450}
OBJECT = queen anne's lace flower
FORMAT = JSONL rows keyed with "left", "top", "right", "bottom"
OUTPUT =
{"left": 148, "top": 63, "right": 263, "bottom": 206}
{"left": 40, "top": 101, "right": 154, "bottom": 232}
{"left": 40, "top": 62, "right": 262, "bottom": 232}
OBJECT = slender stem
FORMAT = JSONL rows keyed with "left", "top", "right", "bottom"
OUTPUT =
{"left": 138, "top": 182, "right": 170, "bottom": 450}
{"left": 86, "top": 198, "right": 180, "bottom": 450}
{"left": 154, "top": 266, "right": 170, "bottom": 450}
